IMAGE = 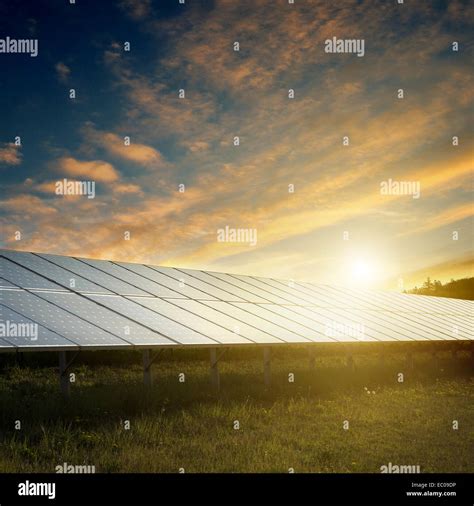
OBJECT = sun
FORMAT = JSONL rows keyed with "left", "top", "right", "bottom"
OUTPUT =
{"left": 352, "top": 259, "right": 372, "bottom": 279}
{"left": 347, "top": 257, "right": 380, "bottom": 286}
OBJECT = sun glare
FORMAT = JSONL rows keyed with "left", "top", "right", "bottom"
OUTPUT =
{"left": 347, "top": 257, "right": 380, "bottom": 286}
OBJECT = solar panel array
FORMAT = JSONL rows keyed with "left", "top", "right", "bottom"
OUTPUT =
{"left": 0, "top": 249, "right": 472, "bottom": 352}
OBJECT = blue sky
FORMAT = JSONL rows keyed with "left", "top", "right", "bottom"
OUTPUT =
{"left": 0, "top": 0, "right": 472, "bottom": 289}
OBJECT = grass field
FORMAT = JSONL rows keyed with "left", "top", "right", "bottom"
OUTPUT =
{"left": 0, "top": 344, "right": 473, "bottom": 473}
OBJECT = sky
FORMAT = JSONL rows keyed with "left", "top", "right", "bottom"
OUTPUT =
{"left": 0, "top": 0, "right": 472, "bottom": 290}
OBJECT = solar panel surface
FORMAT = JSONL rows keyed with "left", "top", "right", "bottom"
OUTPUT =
{"left": 0, "top": 249, "right": 472, "bottom": 352}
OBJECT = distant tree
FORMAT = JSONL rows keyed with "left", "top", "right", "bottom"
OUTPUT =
{"left": 406, "top": 277, "right": 474, "bottom": 300}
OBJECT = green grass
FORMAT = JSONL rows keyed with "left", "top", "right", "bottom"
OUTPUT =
{"left": 0, "top": 346, "right": 473, "bottom": 473}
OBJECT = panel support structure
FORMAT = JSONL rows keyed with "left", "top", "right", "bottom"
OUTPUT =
{"left": 142, "top": 349, "right": 164, "bottom": 387}
{"left": 143, "top": 349, "right": 153, "bottom": 387}
{"left": 59, "top": 351, "right": 70, "bottom": 397}
{"left": 263, "top": 347, "right": 271, "bottom": 387}
{"left": 210, "top": 348, "right": 220, "bottom": 391}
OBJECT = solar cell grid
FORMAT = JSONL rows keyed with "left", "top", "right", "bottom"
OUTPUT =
{"left": 116, "top": 262, "right": 217, "bottom": 300}
{"left": 39, "top": 291, "right": 175, "bottom": 346}
{"left": 1, "top": 289, "right": 130, "bottom": 348}
{"left": 177, "top": 268, "right": 261, "bottom": 302}
{"left": 90, "top": 294, "right": 217, "bottom": 346}
{"left": 136, "top": 297, "right": 252, "bottom": 344}
{"left": 38, "top": 253, "right": 148, "bottom": 296}
{"left": 80, "top": 258, "right": 186, "bottom": 299}
{"left": 0, "top": 257, "right": 67, "bottom": 292}
{"left": 230, "top": 274, "right": 313, "bottom": 306}
{"left": 0, "top": 249, "right": 472, "bottom": 352}
{"left": 150, "top": 266, "right": 244, "bottom": 301}
{"left": 201, "top": 300, "right": 306, "bottom": 343}
{"left": 1, "top": 250, "right": 107, "bottom": 294}
{"left": 0, "top": 304, "right": 78, "bottom": 349}
{"left": 171, "top": 299, "right": 282, "bottom": 344}
{"left": 210, "top": 272, "right": 290, "bottom": 304}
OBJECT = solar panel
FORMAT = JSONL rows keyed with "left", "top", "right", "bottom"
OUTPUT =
{"left": 0, "top": 277, "right": 15, "bottom": 288}
{"left": 80, "top": 258, "right": 186, "bottom": 299}
{"left": 116, "top": 262, "right": 216, "bottom": 300}
{"left": 0, "top": 248, "right": 472, "bottom": 353}
{"left": 208, "top": 272, "right": 287, "bottom": 304}
{"left": 88, "top": 294, "right": 217, "bottom": 345}
{"left": 0, "top": 337, "right": 14, "bottom": 349}
{"left": 38, "top": 291, "right": 175, "bottom": 346}
{"left": 149, "top": 266, "right": 244, "bottom": 301}
{"left": 135, "top": 297, "right": 252, "bottom": 344}
{"left": 171, "top": 299, "right": 282, "bottom": 344}
{"left": 201, "top": 300, "right": 311, "bottom": 343}
{"left": 0, "top": 289, "right": 130, "bottom": 348}
{"left": 252, "top": 276, "right": 332, "bottom": 306}
{"left": 37, "top": 253, "right": 149, "bottom": 296}
{"left": 0, "top": 257, "right": 67, "bottom": 292}
{"left": 0, "top": 250, "right": 107, "bottom": 294}
{"left": 228, "top": 274, "right": 311, "bottom": 305}
{"left": 176, "top": 268, "right": 260, "bottom": 302}
{"left": 0, "top": 304, "right": 78, "bottom": 350}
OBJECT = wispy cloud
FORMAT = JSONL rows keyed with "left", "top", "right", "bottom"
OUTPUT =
{"left": 55, "top": 62, "right": 71, "bottom": 83}
{"left": 82, "top": 126, "right": 166, "bottom": 169}
{"left": 119, "top": 0, "right": 152, "bottom": 21}
{"left": 0, "top": 143, "right": 22, "bottom": 166}
{"left": 2, "top": 0, "right": 472, "bottom": 288}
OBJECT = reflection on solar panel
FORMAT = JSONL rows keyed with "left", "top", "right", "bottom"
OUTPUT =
{"left": 0, "top": 248, "right": 472, "bottom": 354}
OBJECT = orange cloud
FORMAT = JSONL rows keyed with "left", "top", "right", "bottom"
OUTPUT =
{"left": 112, "top": 182, "right": 143, "bottom": 194}
{"left": 57, "top": 157, "right": 119, "bottom": 183}
{"left": 0, "top": 195, "right": 57, "bottom": 216}
{"left": 0, "top": 143, "right": 21, "bottom": 166}
{"left": 99, "top": 132, "right": 165, "bottom": 168}
{"left": 81, "top": 126, "right": 166, "bottom": 168}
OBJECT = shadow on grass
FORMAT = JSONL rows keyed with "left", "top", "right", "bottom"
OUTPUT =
{"left": 0, "top": 350, "right": 472, "bottom": 430}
